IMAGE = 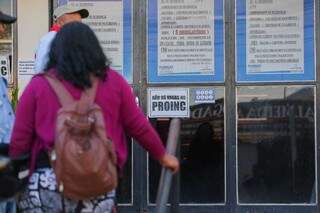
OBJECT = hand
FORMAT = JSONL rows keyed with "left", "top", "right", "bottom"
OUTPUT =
{"left": 0, "top": 156, "right": 10, "bottom": 171}
{"left": 159, "top": 153, "right": 179, "bottom": 174}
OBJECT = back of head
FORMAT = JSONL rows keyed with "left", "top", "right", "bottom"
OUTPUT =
{"left": 46, "top": 22, "right": 110, "bottom": 89}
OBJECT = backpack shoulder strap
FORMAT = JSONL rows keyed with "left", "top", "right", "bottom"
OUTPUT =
{"left": 44, "top": 74, "right": 74, "bottom": 107}
{"left": 80, "top": 77, "right": 99, "bottom": 105}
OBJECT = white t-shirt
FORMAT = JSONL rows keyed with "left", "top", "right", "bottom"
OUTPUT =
{"left": 34, "top": 31, "right": 57, "bottom": 73}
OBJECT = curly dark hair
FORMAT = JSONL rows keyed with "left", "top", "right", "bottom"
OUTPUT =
{"left": 45, "top": 22, "right": 110, "bottom": 89}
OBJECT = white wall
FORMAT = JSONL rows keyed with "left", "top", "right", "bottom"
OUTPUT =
{"left": 17, "top": 0, "right": 49, "bottom": 93}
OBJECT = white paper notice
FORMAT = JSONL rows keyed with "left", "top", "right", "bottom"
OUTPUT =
{"left": 18, "top": 60, "right": 35, "bottom": 76}
{"left": 18, "top": 60, "right": 35, "bottom": 95}
{"left": 158, "top": 0, "right": 214, "bottom": 75}
{"left": 69, "top": 1, "right": 123, "bottom": 73}
{"left": 148, "top": 88, "right": 189, "bottom": 118}
{"left": 0, "top": 56, "right": 9, "bottom": 83}
{"left": 246, "top": 0, "right": 304, "bottom": 73}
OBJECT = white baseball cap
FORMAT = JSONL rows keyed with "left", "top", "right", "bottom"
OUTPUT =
{"left": 53, "top": 5, "right": 89, "bottom": 21}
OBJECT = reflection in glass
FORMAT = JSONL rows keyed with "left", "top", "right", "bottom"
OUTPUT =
{"left": 180, "top": 116, "right": 224, "bottom": 203}
{"left": 0, "top": 0, "right": 13, "bottom": 85}
{"left": 117, "top": 138, "right": 132, "bottom": 204}
{"left": 148, "top": 119, "right": 169, "bottom": 204}
{"left": 0, "top": 43, "right": 11, "bottom": 55}
{"left": 148, "top": 87, "right": 225, "bottom": 204}
{"left": 0, "top": 43, "right": 13, "bottom": 85}
{"left": 0, "top": 24, "right": 12, "bottom": 40}
{"left": 237, "top": 86, "right": 316, "bottom": 204}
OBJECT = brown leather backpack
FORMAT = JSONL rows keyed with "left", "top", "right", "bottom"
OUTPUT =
{"left": 45, "top": 75, "right": 118, "bottom": 201}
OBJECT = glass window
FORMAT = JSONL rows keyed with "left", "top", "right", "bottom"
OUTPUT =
{"left": 148, "top": 87, "right": 225, "bottom": 204}
{"left": 237, "top": 86, "right": 316, "bottom": 204}
{"left": 148, "top": 119, "right": 170, "bottom": 204}
{"left": 0, "top": 0, "right": 14, "bottom": 85}
{"left": 117, "top": 138, "right": 132, "bottom": 204}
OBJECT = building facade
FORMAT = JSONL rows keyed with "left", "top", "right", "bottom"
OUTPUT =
{"left": 1, "top": 0, "right": 319, "bottom": 212}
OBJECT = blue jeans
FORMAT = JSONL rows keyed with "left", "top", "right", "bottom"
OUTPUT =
{"left": 0, "top": 199, "right": 16, "bottom": 213}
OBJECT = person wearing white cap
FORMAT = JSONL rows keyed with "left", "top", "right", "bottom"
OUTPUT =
{"left": 34, "top": 5, "right": 89, "bottom": 73}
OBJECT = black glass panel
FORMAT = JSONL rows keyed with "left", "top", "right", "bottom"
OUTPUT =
{"left": 117, "top": 138, "right": 132, "bottom": 204}
{"left": 149, "top": 87, "right": 225, "bottom": 204}
{"left": 148, "top": 119, "right": 169, "bottom": 204}
{"left": 237, "top": 86, "right": 316, "bottom": 204}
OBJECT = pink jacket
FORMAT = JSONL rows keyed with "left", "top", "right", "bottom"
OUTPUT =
{"left": 10, "top": 68, "right": 166, "bottom": 174}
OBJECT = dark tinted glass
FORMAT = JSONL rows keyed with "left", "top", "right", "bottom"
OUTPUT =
{"left": 117, "top": 138, "right": 132, "bottom": 204}
{"left": 237, "top": 86, "right": 316, "bottom": 204}
{"left": 149, "top": 87, "right": 225, "bottom": 204}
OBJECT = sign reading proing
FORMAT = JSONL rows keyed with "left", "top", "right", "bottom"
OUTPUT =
{"left": 148, "top": 88, "right": 189, "bottom": 118}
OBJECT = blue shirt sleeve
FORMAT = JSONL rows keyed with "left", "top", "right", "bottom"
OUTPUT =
{"left": 0, "top": 77, "right": 15, "bottom": 144}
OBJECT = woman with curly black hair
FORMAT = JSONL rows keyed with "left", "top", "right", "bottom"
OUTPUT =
{"left": 10, "top": 22, "right": 179, "bottom": 212}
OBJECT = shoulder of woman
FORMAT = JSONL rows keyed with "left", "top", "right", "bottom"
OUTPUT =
{"left": 31, "top": 73, "right": 48, "bottom": 84}
{"left": 106, "top": 68, "right": 127, "bottom": 85}
{"left": 24, "top": 74, "right": 50, "bottom": 93}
